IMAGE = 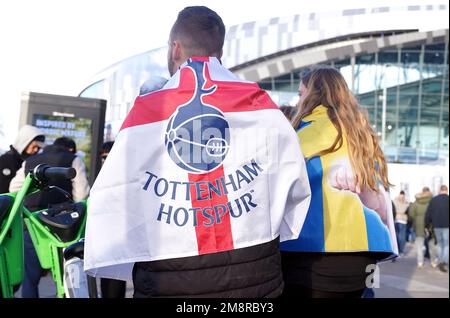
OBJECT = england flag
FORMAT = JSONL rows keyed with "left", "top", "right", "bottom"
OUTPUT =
{"left": 84, "top": 56, "right": 311, "bottom": 281}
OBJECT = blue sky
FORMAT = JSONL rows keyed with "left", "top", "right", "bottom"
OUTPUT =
{"left": 0, "top": 0, "right": 435, "bottom": 150}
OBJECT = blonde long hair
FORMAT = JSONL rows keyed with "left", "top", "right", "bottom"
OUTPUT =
{"left": 292, "top": 65, "right": 391, "bottom": 192}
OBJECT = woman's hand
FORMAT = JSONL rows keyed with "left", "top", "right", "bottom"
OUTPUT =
{"left": 328, "top": 158, "right": 388, "bottom": 225}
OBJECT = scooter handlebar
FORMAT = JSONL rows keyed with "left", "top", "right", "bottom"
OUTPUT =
{"left": 33, "top": 164, "right": 77, "bottom": 183}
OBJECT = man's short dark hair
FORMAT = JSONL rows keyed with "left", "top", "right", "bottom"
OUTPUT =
{"left": 54, "top": 137, "right": 76, "bottom": 153}
{"left": 400, "top": 190, "right": 405, "bottom": 195}
{"left": 170, "top": 6, "right": 225, "bottom": 56}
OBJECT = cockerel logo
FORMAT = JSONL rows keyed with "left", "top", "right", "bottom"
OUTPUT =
{"left": 165, "top": 60, "right": 230, "bottom": 174}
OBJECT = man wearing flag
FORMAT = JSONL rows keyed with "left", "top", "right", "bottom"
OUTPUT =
{"left": 84, "top": 6, "right": 311, "bottom": 298}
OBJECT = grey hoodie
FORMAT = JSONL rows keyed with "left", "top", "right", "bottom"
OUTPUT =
{"left": 0, "top": 125, "right": 45, "bottom": 193}
{"left": 13, "top": 125, "right": 45, "bottom": 155}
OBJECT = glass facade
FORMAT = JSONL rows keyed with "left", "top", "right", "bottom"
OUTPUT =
{"left": 80, "top": 46, "right": 170, "bottom": 134}
{"left": 259, "top": 42, "right": 449, "bottom": 165}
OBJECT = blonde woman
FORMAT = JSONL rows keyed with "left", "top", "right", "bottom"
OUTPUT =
{"left": 280, "top": 66, "right": 397, "bottom": 298}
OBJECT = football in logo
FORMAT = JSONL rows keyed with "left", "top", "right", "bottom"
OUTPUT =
{"left": 165, "top": 61, "right": 230, "bottom": 174}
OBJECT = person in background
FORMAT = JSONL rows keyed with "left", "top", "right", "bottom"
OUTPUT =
{"left": 425, "top": 185, "right": 449, "bottom": 272}
{"left": 10, "top": 137, "right": 89, "bottom": 207}
{"left": 410, "top": 186, "right": 434, "bottom": 269}
{"left": 280, "top": 66, "right": 397, "bottom": 298}
{"left": 99, "top": 141, "right": 114, "bottom": 166}
{"left": 0, "top": 125, "right": 45, "bottom": 194}
{"left": 393, "top": 190, "right": 409, "bottom": 256}
{"left": 406, "top": 199, "right": 416, "bottom": 244}
{"left": 424, "top": 222, "right": 435, "bottom": 263}
{"left": 97, "top": 141, "right": 127, "bottom": 298}
{"left": 9, "top": 137, "right": 90, "bottom": 298}
{"left": 279, "top": 105, "right": 298, "bottom": 121}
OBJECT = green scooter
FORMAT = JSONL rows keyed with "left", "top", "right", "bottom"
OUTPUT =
{"left": 0, "top": 164, "right": 89, "bottom": 298}
{"left": 0, "top": 192, "right": 23, "bottom": 298}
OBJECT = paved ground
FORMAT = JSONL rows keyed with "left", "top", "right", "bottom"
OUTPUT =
{"left": 373, "top": 242, "right": 448, "bottom": 298}
{"left": 14, "top": 242, "right": 448, "bottom": 298}
{"left": 14, "top": 276, "right": 134, "bottom": 298}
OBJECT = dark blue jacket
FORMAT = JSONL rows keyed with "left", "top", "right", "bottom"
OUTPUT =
{"left": 425, "top": 194, "right": 449, "bottom": 229}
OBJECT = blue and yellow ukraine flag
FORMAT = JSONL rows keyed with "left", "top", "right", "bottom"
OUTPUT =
{"left": 281, "top": 105, "right": 395, "bottom": 255}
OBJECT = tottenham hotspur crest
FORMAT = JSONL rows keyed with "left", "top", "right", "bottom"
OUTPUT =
{"left": 165, "top": 60, "right": 230, "bottom": 174}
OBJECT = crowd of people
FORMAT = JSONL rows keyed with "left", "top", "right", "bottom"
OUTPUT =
{"left": 0, "top": 127, "right": 118, "bottom": 297}
{"left": 0, "top": 6, "right": 448, "bottom": 299}
{"left": 393, "top": 186, "right": 449, "bottom": 272}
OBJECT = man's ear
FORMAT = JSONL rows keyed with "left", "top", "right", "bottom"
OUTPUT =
{"left": 171, "top": 40, "right": 183, "bottom": 64}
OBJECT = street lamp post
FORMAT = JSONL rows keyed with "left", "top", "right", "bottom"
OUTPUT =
{"left": 381, "top": 86, "right": 387, "bottom": 150}
{"left": 379, "top": 64, "right": 392, "bottom": 152}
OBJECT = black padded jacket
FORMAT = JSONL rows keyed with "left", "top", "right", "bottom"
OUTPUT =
{"left": 133, "top": 237, "right": 283, "bottom": 298}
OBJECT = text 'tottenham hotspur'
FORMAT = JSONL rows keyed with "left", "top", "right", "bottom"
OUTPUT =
{"left": 142, "top": 159, "right": 262, "bottom": 227}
